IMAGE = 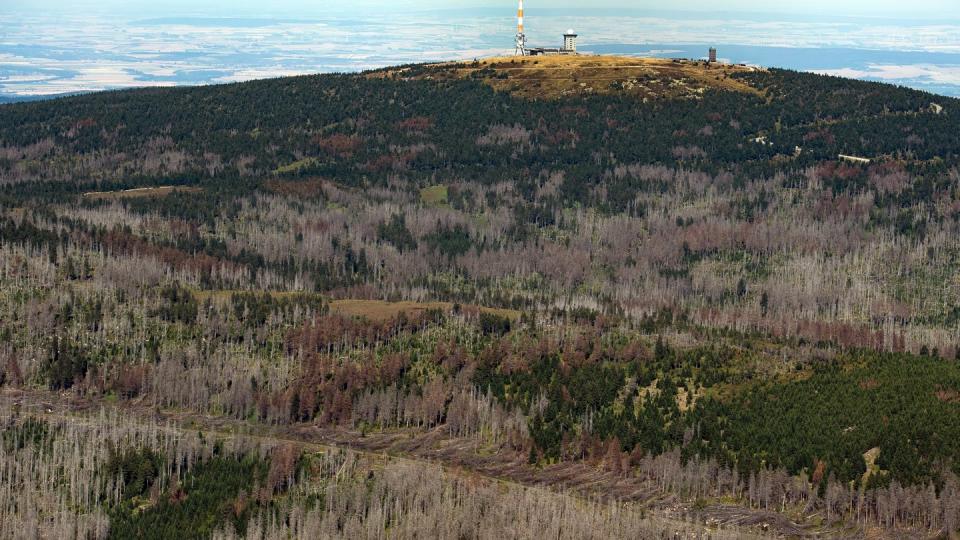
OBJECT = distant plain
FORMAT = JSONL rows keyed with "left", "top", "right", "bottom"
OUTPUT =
{"left": 1, "top": 7, "right": 959, "bottom": 100}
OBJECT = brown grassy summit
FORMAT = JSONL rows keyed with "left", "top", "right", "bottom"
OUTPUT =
{"left": 375, "top": 54, "right": 765, "bottom": 100}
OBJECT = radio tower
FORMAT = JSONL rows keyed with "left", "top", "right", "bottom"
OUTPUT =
{"left": 514, "top": 0, "right": 527, "bottom": 56}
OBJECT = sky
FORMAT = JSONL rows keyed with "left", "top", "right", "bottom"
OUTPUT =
{"left": 2, "top": 1, "right": 960, "bottom": 98}
{"left": 3, "top": 0, "right": 959, "bottom": 17}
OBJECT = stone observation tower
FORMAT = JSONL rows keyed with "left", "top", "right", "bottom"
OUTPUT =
{"left": 563, "top": 30, "right": 578, "bottom": 53}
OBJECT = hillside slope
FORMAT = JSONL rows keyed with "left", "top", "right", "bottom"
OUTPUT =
{"left": 1, "top": 55, "right": 955, "bottom": 189}
{"left": 1, "top": 56, "right": 960, "bottom": 538}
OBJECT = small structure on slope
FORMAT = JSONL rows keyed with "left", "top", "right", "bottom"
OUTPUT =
{"left": 839, "top": 154, "right": 871, "bottom": 165}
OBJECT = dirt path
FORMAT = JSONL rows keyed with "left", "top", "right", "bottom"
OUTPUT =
{"left": 0, "top": 388, "right": 809, "bottom": 538}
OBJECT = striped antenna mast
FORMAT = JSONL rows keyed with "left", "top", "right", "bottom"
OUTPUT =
{"left": 515, "top": 0, "right": 526, "bottom": 55}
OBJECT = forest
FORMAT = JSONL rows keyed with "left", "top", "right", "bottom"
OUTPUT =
{"left": 1, "top": 55, "right": 959, "bottom": 538}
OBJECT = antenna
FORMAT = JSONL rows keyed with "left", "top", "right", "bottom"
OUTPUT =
{"left": 515, "top": 0, "right": 526, "bottom": 56}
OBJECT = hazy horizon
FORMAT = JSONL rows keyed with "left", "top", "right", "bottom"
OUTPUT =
{"left": 2, "top": 1, "right": 959, "bottom": 99}
{"left": 3, "top": 1, "right": 959, "bottom": 18}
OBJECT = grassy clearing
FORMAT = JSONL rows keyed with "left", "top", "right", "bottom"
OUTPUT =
{"left": 189, "top": 291, "right": 518, "bottom": 322}
{"left": 82, "top": 186, "right": 202, "bottom": 201}
{"left": 330, "top": 299, "right": 519, "bottom": 322}
{"left": 273, "top": 158, "right": 319, "bottom": 175}
{"left": 419, "top": 184, "right": 448, "bottom": 206}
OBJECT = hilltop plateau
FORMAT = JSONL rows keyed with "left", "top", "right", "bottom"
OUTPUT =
{"left": 375, "top": 54, "right": 763, "bottom": 100}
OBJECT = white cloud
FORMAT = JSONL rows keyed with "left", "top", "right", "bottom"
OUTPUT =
{"left": 814, "top": 64, "right": 960, "bottom": 86}
{"left": 1, "top": 10, "right": 959, "bottom": 96}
